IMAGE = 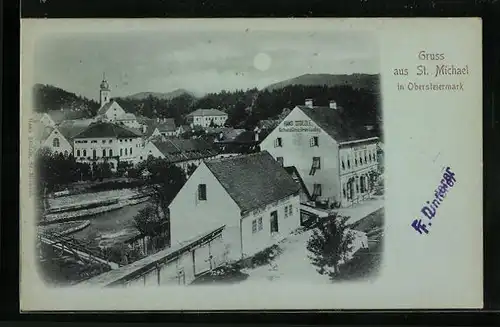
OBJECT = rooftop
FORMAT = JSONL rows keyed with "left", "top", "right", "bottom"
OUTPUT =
{"left": 186, "top": 108, "right": 227, "bottom": 117}
{"left": 152, "top": 138, "right": 219, "bottom": 163}
{"left": 74, "top": 121, "right": 142, "bottom": 139}
{"left": 297, "top": 105, "right": 377, "bottom": 143}
{"left": 205, "top": 151, "right": 300, "bottom": 213}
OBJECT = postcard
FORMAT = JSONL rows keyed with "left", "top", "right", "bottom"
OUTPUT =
{"left": 20, "top": 18, "right": 483, "bottom": 311}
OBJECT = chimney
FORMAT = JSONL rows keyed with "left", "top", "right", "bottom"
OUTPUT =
{"left": 255, "top": 131, "right": 259, "bottom": 142}
{"left": 142, "top": 125, "right": 147, "bottom": 134}
{"left": 329, "top": 100, "right": 337, "bottom": 110}
{"left": 305, "top": 99, "right": 313, "bottom": 108}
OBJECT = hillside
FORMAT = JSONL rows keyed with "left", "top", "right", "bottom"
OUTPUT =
{"left": 33, "top": 84, "right": 99, "bottom": 116}
{"left": 264, "top": 74, "right": 380, "bottom": 93}
{"left": 124, "top": 89, "right": 196, "bottom": 101}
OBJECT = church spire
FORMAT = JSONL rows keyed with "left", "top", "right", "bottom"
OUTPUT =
{"left": 100, "top": 72, "right": 109, "bottom": 91}
{"left": 99, "top": 73, "right": 111, "bottom": 106}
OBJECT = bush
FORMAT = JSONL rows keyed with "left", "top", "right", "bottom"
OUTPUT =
{"left": 87, "top": 179, "right": 146, "bottom": 193}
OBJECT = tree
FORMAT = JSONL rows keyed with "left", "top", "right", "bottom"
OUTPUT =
{"left": 136, "top": 158, "right": 188, "bottom": 246}
{"left": 306, "top": 215, "right": 355, "bottom": 280}
{"left": 133, "top": 205, "right": 162, "bottom": 237}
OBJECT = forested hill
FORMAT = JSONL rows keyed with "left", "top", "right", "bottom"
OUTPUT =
{"left": 264, "top": 74, "right": 380, "bottom": 93}
{"left": 33, "top": 84, "right": 99, "bottom": 116}
{"left": 33, "top": 75, "right": 381, "bottom": 135}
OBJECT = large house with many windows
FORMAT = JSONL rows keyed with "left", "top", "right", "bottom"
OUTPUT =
{"left": 186, "top": 109, "right": 228, "bottom": 128}
{"left": 260, "top": 99, "right": 379, "bottom": 208}
{"left": 72, "top": 121, "right": 143, "bottom": 171}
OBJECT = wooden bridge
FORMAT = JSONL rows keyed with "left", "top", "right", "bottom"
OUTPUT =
{"left": 37, "top": 231, "right": 119, "bottom": 270}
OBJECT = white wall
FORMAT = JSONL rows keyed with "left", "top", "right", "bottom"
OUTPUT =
{"left": 73, "top": 135, "right": 143, "bottom": 168}
{"left": 42, "top": 129, "right": 73, "bottom": 155}
{"left": 339, "top": 142, "right": 379, "bottom": 206}
{"left": 260, "top": 107, "right": 341, "bottom": 203}
{"left": 191, "top": 115, "right": 228, "bottom": 128}
{"left": 169, "top": 162, "right": 241, "bottom": 251}
{"left": 240, "top": 194, "right": 301, "bottom": 257}
{"left": 103, "top": 102, "right": 127, "bottom": 121}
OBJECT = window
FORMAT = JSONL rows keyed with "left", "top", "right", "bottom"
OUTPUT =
{"left": 258, "top": 217, "right": 263, "bottom": 231}
{"left": 274, "top": 137, "right": 282, "bottom": 147}
{"left": 102, "top": 149, "right": 106, "bottom": 157}
{"left": 109, "top": 140, "right": 113, "bottom": 143}
{"left": 52, "top": 138, "right": 60, "bottom": 147}
{"left": 364, "top": 150, "right": 368, "bottom": 163}
{"left": 360, "top": 155, "right": 363, "bottom": 165}
{"left": 77, "top": 149, "right": 81, "bottom": 157}
{"left": 120, "top": 148, "right": 123, "bottom": 156}
{"left": 110, "top": 162, "right": 115, "bottom": 169}
{"left": 83, "top": 149, "right": 86, "bottom": 156}
{"left": 92, "top": 149, "right": 96, "bottom": 159}
{"left": 130, "top": 148, "right": 132, "bottom": 156}
{"left": 109, "top": 149, "right": 113, "bottom": 157}
{"left": 355, "top": 157, "right": 358, "bottom": 166}
{"left": 347, "top": 159, "right": 351, "bottom": 169}
{"left": 276, "top": 157, "right": 284, "bottom": 166}
{"left": 252, "top": 219, "right": 258, "bottom": 234}
{"left": 343, "top": 187, "right": 347, "bottom": 198}
{"left": 125, "top": 148, "right": 128, "bottom": 156}
{"left": 310, "top": 136, "right": 319, "bottom": 147}
{"left": 312, "top": 157, "right": 321, "bottom": 169}
{"left": 341, "top": 160, "right": 345, "bottom": 170}
{"left": 198, "top": 184, "right": 207, "bottom": 201}
{"left": 102, "top": 140, "right": 106, "bottom": 144}
{"left": 313, "top": 184, "right": 322, "bottom": 197}
{"left": 284, "top": 204, "right": 293, "bottom": 218}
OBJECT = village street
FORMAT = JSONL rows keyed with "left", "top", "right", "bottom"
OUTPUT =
{"left": 239, "top": 198, "right": 384, "bottom": 284}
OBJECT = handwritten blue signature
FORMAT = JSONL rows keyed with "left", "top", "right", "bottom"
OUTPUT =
{"left": 411, "top": 166, "right": 457, "bottom": 234}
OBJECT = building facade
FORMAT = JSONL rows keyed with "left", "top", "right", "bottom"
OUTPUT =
{"left": 186, "top": 109, "right": 228, "bottom": 128}
{"left": 169, "top": 151, "right": 301, "bottom": 261}
{"left": 260, "top": 99, "right": 379, "bottom": 208}
{"left": 72, "top": 121, "right": 143, "bottom": 170}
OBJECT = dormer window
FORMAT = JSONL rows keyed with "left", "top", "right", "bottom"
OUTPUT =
{"left": 198, "top": 184, "right": 207, "bottom": 201}
{"left": 310, "top": 136, "right": 319, "bottom": 147}
{"left": 274, "top": 137, "right": 283, "bottom": 147}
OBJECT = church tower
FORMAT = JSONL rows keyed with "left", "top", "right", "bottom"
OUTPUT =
{"left": 99, "top": 73, "right": 111, "bottom": 107}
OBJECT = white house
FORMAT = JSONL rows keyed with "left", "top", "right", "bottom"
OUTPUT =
{"left": 72, "top": 121, "right": 143, "bottom": 170}
{"left": 139, "top": 138, "right": 219, "bottom": 173}
{"left": 169, "top": 151, "right": 301, "bottom": 261}
{"left": 32, "top": 123, "right": 73, "bottom": 156}
{"left": 186, "top": 109, "right": 228, "bottom": 128}
{"left": 260, "top": 99, "right": 379, "bottom": 208}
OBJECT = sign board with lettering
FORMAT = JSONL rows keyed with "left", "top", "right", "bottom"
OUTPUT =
{"left": 279, "top": 120, "right": 321, "bottom": 133}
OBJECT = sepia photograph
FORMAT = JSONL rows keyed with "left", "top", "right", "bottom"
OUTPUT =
{"left": 20, "top": 18, "right": 482, "bottom": 310}
{"left": 29, "top": 25, "right": 384, "bottom": 288}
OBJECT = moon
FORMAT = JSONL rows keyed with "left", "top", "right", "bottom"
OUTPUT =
{"left": 253, "top": 53, "right": 272, "bottom": 72}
